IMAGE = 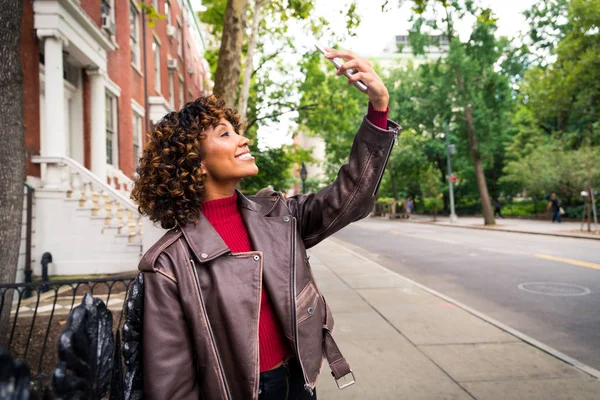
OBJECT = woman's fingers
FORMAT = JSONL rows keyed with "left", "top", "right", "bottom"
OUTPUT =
{"left": 323, "top": 46, "right": 389, "bottom": 110}
{"left": 336, "top": 59, "right": 372, "bottom": 76}
{"left": 346, "top": 71, "right": 369, "bottom": 85}
{"left": 324, "top": 48, "right": 357, "bottom": 61}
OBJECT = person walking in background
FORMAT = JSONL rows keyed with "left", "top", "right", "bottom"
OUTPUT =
{"left": 407, "top": 197, "right": 414, "bottom": 219}
{"left": 547, "top": 193, "right": 562, "bottom": 223}
{"left": 494, "top": 198, "right": 504, "bottom": 219}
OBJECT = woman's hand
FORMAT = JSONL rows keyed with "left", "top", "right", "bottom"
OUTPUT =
{"left": 325, "top": 48, "right": 389, "bottom": 111}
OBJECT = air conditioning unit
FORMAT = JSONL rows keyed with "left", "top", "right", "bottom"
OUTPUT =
{"left": 101, "top": 15, "right": 116, "bottom": 35}
{"left": 167, "top": 24, "right": 176, "bottom": 38}
{"left": 167, "top": 59, "right": 178, "bottom": 70}
{"left": 188, "top": 65, "right": 195, "bottom": 74}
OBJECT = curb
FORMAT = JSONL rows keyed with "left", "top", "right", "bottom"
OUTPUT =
{"left": 400, "top": 218, "right": 600, "bottom": 241}
{"left": 328, "top": 237, "right": 600, "bottom": 380}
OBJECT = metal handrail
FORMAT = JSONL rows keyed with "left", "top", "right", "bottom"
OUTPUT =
{"left": 31, "top": 155, "right": 138, "bottom": 213}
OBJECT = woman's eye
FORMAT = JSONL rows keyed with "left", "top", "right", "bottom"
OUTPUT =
{"left": 220, "top": 132, "right": 230, "bottom": 137}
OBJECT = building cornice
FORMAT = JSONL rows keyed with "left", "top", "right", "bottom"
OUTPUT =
{"left": 34, "top": 0, "right": 116, "bottom": 52}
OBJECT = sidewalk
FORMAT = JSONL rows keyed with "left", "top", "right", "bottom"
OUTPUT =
{"left": 310, "top": 238, "right": 600, "bottom": 399}
{"left": 403, "top": 214, "right": 600, "bottom": 240}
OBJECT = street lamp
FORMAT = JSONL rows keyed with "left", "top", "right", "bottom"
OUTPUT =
{"left": 445, "top": 121, "right": 458, "bottom": 223}
{"left": 300, "top": 162, "right": 308, "bottom": 194}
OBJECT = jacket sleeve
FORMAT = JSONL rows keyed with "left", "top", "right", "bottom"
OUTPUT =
{"left": 286, "top": 115, "right": 400, "bottom": 249}
{"left": 143, "top": 254, "right": 200, "bottom": 400}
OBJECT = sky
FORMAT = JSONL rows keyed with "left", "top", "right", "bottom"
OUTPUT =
{"left": 192, "top": 0, "right": 538, "bottom": 148}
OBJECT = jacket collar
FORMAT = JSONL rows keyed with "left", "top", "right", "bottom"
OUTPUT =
{"left": 180, "top": 190, "right": 273, "bottom": 263}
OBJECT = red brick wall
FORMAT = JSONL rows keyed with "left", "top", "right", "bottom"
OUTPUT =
{"left": 80, "top": 0, "right": 102, "bottom": 28}
{"left": 21, "top": 0, "right": 40, "bottom": 178}
{"left": 21, "top": 0, "right": 208, "bottom": 180}
{"left": 108, "top": 0, "right": 135, "bottom": 176}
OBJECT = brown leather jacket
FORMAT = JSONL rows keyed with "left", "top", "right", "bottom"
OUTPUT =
{"left": 138, "top": 116, "right": 401, "bottom": 399}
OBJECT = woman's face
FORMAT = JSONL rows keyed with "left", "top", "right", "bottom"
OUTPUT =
{"left": 201, "top": 118, "right": 258, "bottom": 183}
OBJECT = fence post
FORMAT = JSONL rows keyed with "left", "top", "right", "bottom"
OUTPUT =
{"left": 40, "top": 252, "right": 52, "bottom": 292}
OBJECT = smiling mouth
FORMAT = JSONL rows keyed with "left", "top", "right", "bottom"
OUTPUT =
{"left": 235, "top": 152, "right": 254, "bottom": 161}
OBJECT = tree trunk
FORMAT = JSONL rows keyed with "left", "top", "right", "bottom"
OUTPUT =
{"left": 213, "top": 0, "right": 248, "bottom": 107}
{"left": 0, "top": 0, "right": 25, "bottom": 344}
{"left": 389, "top": 167, "right": 398, "bottom": 200}
{"left": 237, "top": 0, "right": 267, "bottom": 122}
{"left": 457, "top": 74, "right": 495, "bottom": 226}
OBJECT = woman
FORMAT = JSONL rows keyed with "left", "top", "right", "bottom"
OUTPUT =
{"left": 131, "top": 48, "right": 400, "bottom": 400}
{"left": 546, "top": 192, "right": 562, "bottom": 223}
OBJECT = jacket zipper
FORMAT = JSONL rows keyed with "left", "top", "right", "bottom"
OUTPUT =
{"left": 372, "top": 137, "right": 396, "bottom": 197}
{"left": 190, "top": 258, "right": 232, "bottom": 400}
{"left": 290, "top": 217, "right": 313, "bottom": 395}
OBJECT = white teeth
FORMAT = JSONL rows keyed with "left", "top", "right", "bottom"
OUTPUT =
{"left": 237, "top": 153, "right": 253, "bottom": 160}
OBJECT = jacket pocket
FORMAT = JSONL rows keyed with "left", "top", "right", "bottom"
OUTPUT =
{"left": 296, "top": 281, "right": 320, "bottom": 325}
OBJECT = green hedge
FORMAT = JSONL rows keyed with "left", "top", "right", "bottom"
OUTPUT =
{"left": 501, "top": 200, "right": 549, "bottom": 217}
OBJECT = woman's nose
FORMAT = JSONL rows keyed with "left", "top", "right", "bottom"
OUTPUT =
{"left": 238, "top": 135, "right": 250, "bottom": 147}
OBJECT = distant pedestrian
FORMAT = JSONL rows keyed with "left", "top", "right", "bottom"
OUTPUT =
{"left": 407, "top": 197, "right": 414, "bottom": 218}
{"left": 494, "top": 198, "right": 504, "bottom": 219}
{"left": 546, "top": 193, "right": 562, "bottom": 223}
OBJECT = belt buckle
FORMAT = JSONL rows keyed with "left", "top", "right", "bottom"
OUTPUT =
{"left": 333, "top": 370, "right": 355, "bottom": 390}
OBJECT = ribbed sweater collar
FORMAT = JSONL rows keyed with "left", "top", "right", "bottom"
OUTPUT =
{"left": 201, "top": 192, "right": 239, "bottom": 223}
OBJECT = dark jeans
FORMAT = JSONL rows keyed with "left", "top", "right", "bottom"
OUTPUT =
{"left": 494, "top": 207, "right": 504, "bottom": 218}
{"left": 552, "top": 209, "right": 562, "bottom": 222}
{"left": 258, "top": 358, "right": 316, "bottom": 400}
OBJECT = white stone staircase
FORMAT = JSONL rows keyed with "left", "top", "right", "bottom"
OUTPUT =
{"left": 23, "top": 156, "right": 163, "bottom": 276}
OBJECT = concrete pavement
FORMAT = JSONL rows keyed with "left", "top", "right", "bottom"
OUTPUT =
{"left": 310, "top": 238, "right": 600, "bottom": 399}
{"left": 403, "top": 215, "right": 600, "bottom": 240}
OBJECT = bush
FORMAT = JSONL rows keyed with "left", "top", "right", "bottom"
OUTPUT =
{"left": 423, "top": 196, "right": 443, "bottom": 213}
{"left": 377, "top": 197, "right": 395, "bottom": 204}
{"left": 501, "top": 200, "right": 547, "bottom": 216}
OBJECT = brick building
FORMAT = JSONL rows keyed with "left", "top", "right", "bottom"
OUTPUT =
{"left": 17, "top": 0, "right": 212, "bottom": 279}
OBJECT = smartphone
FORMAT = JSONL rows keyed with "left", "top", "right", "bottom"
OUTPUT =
{"left": 314, "top": 43, "right": 368, "bottom": 93}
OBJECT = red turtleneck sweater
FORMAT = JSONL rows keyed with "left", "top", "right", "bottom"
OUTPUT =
{"left": 200, "top": 105, "right": 388, "bottom": 372}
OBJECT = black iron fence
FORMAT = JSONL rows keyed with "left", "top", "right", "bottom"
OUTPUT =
{"left": 0, "top": 276, "right": 136, "bottom": 392}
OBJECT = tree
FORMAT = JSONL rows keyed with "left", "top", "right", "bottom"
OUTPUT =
{"left": 212, "top": 0, "right": 248, "bottom": 106}
{"left": 520, "top": 0, "right": 600, "bottom": 143}
{"left": 406, "top": 1, "right": 518, "bottom": 225}
{"left": 237, "top": 0, "right": 269, "bottom": 121}
{"left": 502, "top": 137, "right": 600, "bottom": 203}
{"left": 0, "top": 0, "right": 24, "bottom": 342}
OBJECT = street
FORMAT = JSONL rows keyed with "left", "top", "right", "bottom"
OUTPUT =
{"left": 332, "top": 218, "right": 600, "bottom": 371}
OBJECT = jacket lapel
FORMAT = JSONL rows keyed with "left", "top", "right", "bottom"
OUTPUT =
{"left": 237, "top": 191, "right": 295, "bottom": 342}
{"left": 180, "top": 212, "right": 231, "bottom": 263}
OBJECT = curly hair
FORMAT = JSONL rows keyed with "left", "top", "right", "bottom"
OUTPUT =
{"left": 131, "top": 95, "right": 243, "bottom": 229}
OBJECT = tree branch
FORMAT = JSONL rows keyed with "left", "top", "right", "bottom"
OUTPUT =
{"left": 246, "top": 104, "right": 317, "bottom": 132}
{"left": 251, "top": 49, "right": 284, "bottom": 78}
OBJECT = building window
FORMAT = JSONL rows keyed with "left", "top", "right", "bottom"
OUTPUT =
{"left": 129, "top": 2, "right": 140, "bottom": 68}
{"left": 101, "top": 0, "right": 115, "bottom": 34}
{"left": 165, "top": 1, "right": 171, "bottom": 26}
{"left": 177, "top": 23, "right": 183, "bottom": 58}
{"left": 153, "top": 39, "right": 161, "bottom": 92}
{"left": 152, "top": 0, "right": 159, "bottom": 11}
{"left": 133, "top": 112, "right": 143, "bottom": 169}
{"left": 187, "top": 41, "right": 191, "bottom": 62}
{"left": 168, "top": 71, "right": 175, "bottom": 108}
{"left": 179, "top": 76, "right": 184, "bottom": 108}
{"left": 105, "top": 93, "right": 118, "bottom": 165}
